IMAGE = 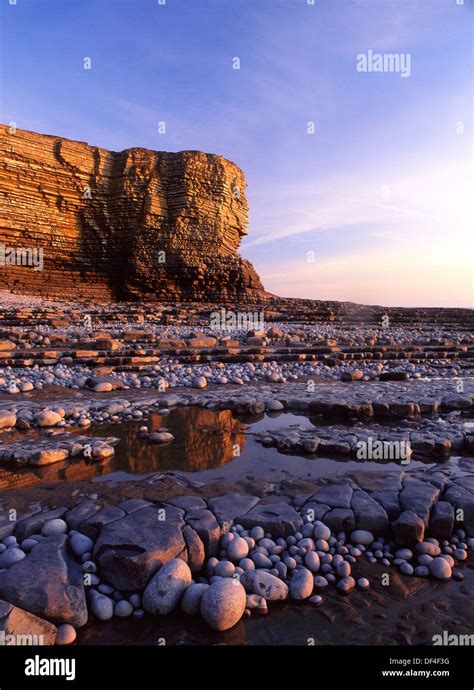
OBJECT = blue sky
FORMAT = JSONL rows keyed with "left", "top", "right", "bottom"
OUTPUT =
{"left": 1, "top": 0, "right": 472, "bottom": 306}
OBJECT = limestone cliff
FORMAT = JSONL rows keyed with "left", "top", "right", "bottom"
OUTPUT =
{"left": 0, "top": 125, "right": 265, "bottom": 301}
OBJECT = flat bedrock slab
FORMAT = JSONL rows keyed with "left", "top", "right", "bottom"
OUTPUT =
{"left": 323, "top": 508, "right": 356, "bottom": 534}
{"left": 441, "top": 394, "right": 472, "bottom": 411}
{"left": 15, "top": 507, "right": 68, "bottom": 542}
{"left": 392, "top": 510, "right": 425, "bottom": 545}
{"left": 0, "top": 535, "right": 87, "bottom": 627}
{"left": 93, "top": 505, "right": 186, "bottom": 590}
{"left": 0, "top": 507, "right": 43, "bottom": 541}
{"left": 399, "top": 477, "right": 440, "bottom": 526}
{"left": 207, "top": 493, "right": 259, "bottom": 526}
{"left": 429, "top": 501, "right": 455, "bottom": 538}
{"left": 184, "top": 509, "right": 222, "bottom": 556}
{"left": 237, "top": 503, "right": 303, "bottom": 537}
{"left": 78, "top": 505, "right": 126, "bottom": 540}
{"left": 443, "top": 482, "right": 474, "bottom": 533}
{"left": 182, "top": 525, "right": 206, "bottom": 573}
{"left": 166, "top": 495, "right": 207, "bottom": 511}
{"left": 65, "top": 501, "right": 102, "bottom": 531}
{"left": 300, "top": 502, "right": 331, "bottom": 522}
{"left": 119, "top": 498, "right": 153, "bottom": 514}
{"left": 351, "top": 490, "right": 389, "bottom": 535}
{"left": 309, "top": 482, "right": 354, "bottom": 509}
{"left": 369, "top": 491, "right": 401, "bottom": 521}
{"left": 0, "top": 599, "right": 57, "bottom": 645}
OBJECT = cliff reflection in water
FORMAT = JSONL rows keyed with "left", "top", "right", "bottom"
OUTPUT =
{"left": 115, "top": 407, "right": 246, "bottom": 474}
{"left": 0, "top": 406, "right": 246, "bottom": 489}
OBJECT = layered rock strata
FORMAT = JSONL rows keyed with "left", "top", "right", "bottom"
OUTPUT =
{"left": 0, "top": 125, "right": 265, "bottom": 301}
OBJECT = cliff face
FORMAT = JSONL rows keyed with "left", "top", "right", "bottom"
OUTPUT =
{"left": 0, "top": 125, "right": 265, "bottom": 301}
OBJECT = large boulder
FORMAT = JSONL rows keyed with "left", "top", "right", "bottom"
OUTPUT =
{"left": 182, "top": 583, "right": 209, "bottom": 615}
{"left": 0, "top": 535, "right": 87, "bottom": 627}
{"left": 93, "top": 505, "right": 186, "bottom": 590}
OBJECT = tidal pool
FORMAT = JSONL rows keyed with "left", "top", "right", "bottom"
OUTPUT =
{"left": 0, "top": 405, "right": 470, "bottom": 647}
{"left": 0, "top": 406, "right": 443, "bottom": 490}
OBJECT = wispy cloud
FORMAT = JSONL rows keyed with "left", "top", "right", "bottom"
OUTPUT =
{"left": 244, "top": 156, "right": 469, "bottom": 250}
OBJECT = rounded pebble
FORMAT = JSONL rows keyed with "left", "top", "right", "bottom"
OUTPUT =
{"left": 289, "top": 567, "right": 314, "bottom": 600}
{"left": 90, "top": 593, "right": 114, "bottom": 621}
{"left": 182, "top": 583, "right": 209, "bottom": 615}
{"left": 201, "top": 578, "right": 246, "bottom": 631}
{"left": 336, "top": 576, "right": 356, "bottom": 594}
{"left": 429, "top": 557, "right": 452, "bottom": 581}
{"left": 114, "top": 600, "right": 134, "bottom": 617}
{"left": 0, "top": 548, "right": 26, "bottom": 568}
{"left": 304, "top": 551, "right": 320, "bottom": 573}
{"left": 227, "top": 536, "right": 249, "bottom": 562}
{"left": 415, "top": 542, "right": 441, "bottom": 557}
{"left": 71, "top": 533, "right": 94, "bottom": 558}
{"left": 350, "top": 530, "right": 374, "bottom": 546}
{"left": 400, "top": 562, "right": 414, "bottom": 576}
{"left": 309, "top": 594, "right": 323, "bottom": 607}
{"left": 55, "top": 624, "right": 76, "bottom": 645}
{"left": 41, "top": 519, "right": 68, "bottom": 536}
{"left": 313, "top": 522, "right": 331, "bottom": 540}
{"left": 143, "top": 559, "right": 192, "bottom": 615}
{"left": 249, "top": 526, "right": 265, "bottom": 541}
{"left": 214, "top": 560, "right": 235, "bottom": 578}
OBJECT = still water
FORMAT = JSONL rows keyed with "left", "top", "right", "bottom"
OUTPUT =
{"left": 0, "top": 406, "right": 440, "bottom": 490}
